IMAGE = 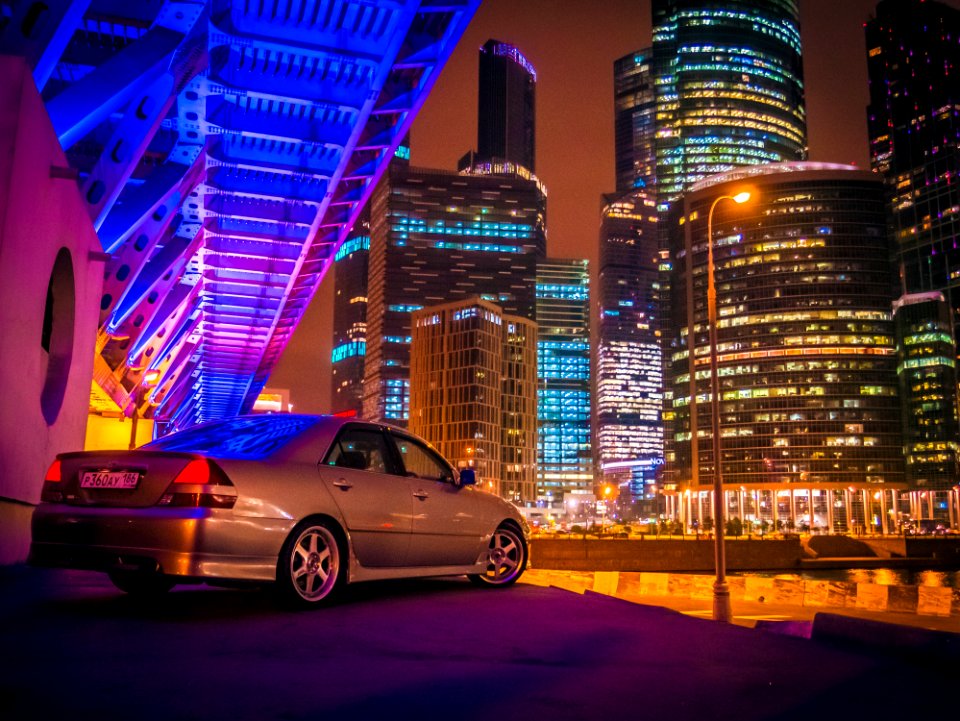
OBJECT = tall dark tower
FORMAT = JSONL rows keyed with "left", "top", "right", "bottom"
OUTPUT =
{"left": 866, "top": 0, "right": 960, "bottom": 500}
{"left": 614, "top": 50, "right": 657, "bottom": 193}
{"left": 477, "top": 39, "right": 537, "bottom": 172}
{"left": 653, "top": 0, "right": 807, "bottom": 204}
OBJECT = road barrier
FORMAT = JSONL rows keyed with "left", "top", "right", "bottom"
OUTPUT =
{"left": 523, "top": 568, "right": 960, "bottom": 618}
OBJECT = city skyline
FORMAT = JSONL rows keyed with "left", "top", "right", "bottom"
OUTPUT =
{"left": 274, "top": 0, "right": 960, "bottom": 413}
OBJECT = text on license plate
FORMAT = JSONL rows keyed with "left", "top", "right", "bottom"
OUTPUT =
{"left": 80, "top": 471, "right": 141, "bottom": 489}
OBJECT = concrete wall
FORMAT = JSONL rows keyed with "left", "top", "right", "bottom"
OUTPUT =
{"left": 530, "top": 538, "right": 803, "bottom": 572}
{"left": 0, "top": 57, "right": 104, "bottom": 563}
{"left": 524, "top": 569, "right": 960, "bottom": 618}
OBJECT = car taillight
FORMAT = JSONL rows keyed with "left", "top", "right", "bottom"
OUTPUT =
{"left": 44, "top": 460, "right": 62, "bottom": 482}
{"left": 172, "top": 459, "right": 212, "bottom": 484}
{"left": 158, "top": 458, "right": 237, "bottom": 509}
{"left": 40, "top": 460, "right": 65, "bottom": 503}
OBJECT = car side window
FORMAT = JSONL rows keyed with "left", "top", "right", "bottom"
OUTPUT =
{"left": 391, "top": 435, "right": 453, "bottom": 482}
{"left": 324, "top": 428, "right": 393, "bottom": 474}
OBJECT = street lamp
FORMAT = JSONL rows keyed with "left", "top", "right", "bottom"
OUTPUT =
{"left": 128, "top": 368, "right": 161, "bottom": 450}
{"left": 706, "top": 190, "right": 751, "bottom": 623}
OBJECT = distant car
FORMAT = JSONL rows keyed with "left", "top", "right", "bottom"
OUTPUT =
{"left": 30, "top": 415, "right": 528, "bottom": 606}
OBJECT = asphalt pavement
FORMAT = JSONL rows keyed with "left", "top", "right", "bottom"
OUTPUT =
{"left": 0, "top": 565, "right": 956, "bottom": 720}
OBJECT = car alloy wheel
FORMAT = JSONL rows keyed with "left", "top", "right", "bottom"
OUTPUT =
{"left": 470, "top": 525, "right": 526, "bottom": 586}
{"left": 281, "top": 522, "right": 342, "bottom": 605}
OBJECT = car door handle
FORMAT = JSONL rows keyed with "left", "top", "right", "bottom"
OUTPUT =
{"left": 413, "top": 489, "right": 429, "bottom": 500}
{"left": 332, "top": 480, "right": 353, "bottom": 491}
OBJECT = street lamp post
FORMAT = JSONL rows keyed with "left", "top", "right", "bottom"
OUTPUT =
{"left": 706, "top": 190, "right": 750, "bottom": 623}
{"left": 128, "top": 369, "right": 161, "bottom": 450}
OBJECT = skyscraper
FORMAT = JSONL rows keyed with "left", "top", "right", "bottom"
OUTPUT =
{"left": 330, "top": 142, "right": 409, "bottom": 417}
{"left": 329, "top": 216, "right": 370, "bottom": 417}
{"left": 614, "top": 50, "right": 657, "bottom": 193}
{"left": 866, "top": 0, "right": 960, "bottom": 497}
{"left": 362, "top": 162, "right": 547, "bottom": 425}
{"left": 665, "top": 163, "right": 904, "bottom": 533}
{"left": 537, "top": 258, "right": 593, "bottom": 507}
{"left": 409, "top": 298, "right": 538, "bottom": 503}
{"left": 477, "top": 40, "right": 537, "bottom": 173}
{"left": 476, "top": 39, "right": 537, "bottom": 172}
{"left": 652, "top": 0, "right": 808, "bottom": 205}
{"left": 597, "top": 48, "right": 664, "bottom": 519}
{"left": 893, "top": 293, "right": 960, "bottom": 503}
{"left": 596, "top": 190, "right": 664, "bottom": 517}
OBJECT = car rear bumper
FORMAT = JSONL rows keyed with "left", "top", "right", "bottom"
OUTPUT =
{"left": 29, "top": 504, "right": 295, "bottom": 582}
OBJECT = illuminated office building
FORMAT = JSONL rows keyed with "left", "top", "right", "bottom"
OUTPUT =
{"left": 665, "top": 163, "right": 905, "bottom": 533}
{"left": 652, "top": 0, "right": 807, "bottom": 205}
{"left": 409, "top": 299, "right": 538, "bottom": 502}
{"left": 866, "top": 0, "right": 960, "bottom": 504}
{"left": 596, "top": 190, "right": 664, "bottom": 517}
{"left": 893, "top": 294, "right": 960, "bottom": 514}
{"left": 330, "top": 219, "right": 370, "bottom": 417}
{"left": 331, "top": 143, "right": 409, "bottom": 417}
{"left": 537, "top": 258, "right": 593, "bottom": 506}
{"left": 597, "top": 49, "right": 663, "bottom": 518}
{"left": 614, "top": 49, "right": 657, "bottom": 193}
{"left": 477, "top": 39, "right": 537, "bottom": 172}
{"left": 362, "top": 163, "right": 547, "bottom": 425}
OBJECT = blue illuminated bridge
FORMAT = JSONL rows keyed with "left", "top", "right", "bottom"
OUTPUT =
{"left": 2, "top": 0, "right": 479, "bottom": 431}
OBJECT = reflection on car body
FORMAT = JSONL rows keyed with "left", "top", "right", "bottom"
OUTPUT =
{"left": 30, "top": 415, "right": 528, "bottom": 606}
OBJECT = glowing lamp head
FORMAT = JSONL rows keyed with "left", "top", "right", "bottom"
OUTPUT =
{"left": 732, "top": 191, "right": 751, "bottom": 204}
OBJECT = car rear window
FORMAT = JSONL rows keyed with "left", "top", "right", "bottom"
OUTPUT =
{"left": 145, "top": 415, "right": 320, "bottom": 459}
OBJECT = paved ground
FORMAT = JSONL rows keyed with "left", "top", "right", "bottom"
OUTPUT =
{"left": 0, "top": 565, "right": 956, "bottom": 720}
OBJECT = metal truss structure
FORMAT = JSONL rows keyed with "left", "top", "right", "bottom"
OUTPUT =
{"left": 1, "top": 0, "right": 479, "bottom": 431}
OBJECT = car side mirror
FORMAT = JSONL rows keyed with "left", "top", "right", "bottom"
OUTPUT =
{"left": 458, "top": 468, "right": 476, "bottom": 487}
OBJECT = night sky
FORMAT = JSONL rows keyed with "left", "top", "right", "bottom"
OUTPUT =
{"left": 272, "top": 0, "right": 960, "bottom": 414}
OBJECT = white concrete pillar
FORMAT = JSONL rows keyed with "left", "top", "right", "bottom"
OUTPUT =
{"left": 844, "top": 489, "right": 852, "bottom": 533}
{"left": 879, "top": 490, "right": 888, "bottom": 535}
{"left": 826, "top": 489, "right": 834, "bottom": 534}
{"left": 772, "top": 488, "right": 779, "bottom": 531}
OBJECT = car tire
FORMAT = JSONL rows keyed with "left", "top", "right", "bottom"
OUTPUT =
{"left": 277, "top": 520, "right": 345, "bottom": 607}
{"left": 468, "top": 524, "right": 527, "bottom": 587}
{"left": 108, "top": 570, "right": 176, "bottom": 596}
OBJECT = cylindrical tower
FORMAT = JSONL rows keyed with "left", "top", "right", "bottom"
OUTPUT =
{"left": 666, "top": 162, "right": 904, "bottom": 532}
{"left": 653, "top": 0, "right": 808, "bottom": 204}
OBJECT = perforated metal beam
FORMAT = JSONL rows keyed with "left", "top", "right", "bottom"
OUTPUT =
{"left": 11, "top": 0, "right": 481, "bottom": 431}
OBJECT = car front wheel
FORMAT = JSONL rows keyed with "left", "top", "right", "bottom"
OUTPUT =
{"left": 277, "top": 521, "right": 344, "bottom": 607}
{"left": 469, "top": 525, "right": 527, "bottom": 587}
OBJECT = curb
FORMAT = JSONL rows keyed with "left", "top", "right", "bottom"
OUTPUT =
{"left": 811, "top": 613, "right": 960, "bottom": 663}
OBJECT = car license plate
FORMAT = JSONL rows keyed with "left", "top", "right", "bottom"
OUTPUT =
{"left": 80, "top": 471, "right": 141, "bottom": 490}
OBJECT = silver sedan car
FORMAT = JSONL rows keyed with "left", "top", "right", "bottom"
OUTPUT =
{"left": 30, "top": 414, "right": 529, "bottom": 606}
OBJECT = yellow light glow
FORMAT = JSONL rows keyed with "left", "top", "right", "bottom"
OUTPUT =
{"left": 733, "top": 191, "right": 751, "bottom": 204}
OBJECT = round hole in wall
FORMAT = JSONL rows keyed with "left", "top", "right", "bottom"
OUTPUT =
{"left": 40, "top": 248, "right": 76, "bottom": 425}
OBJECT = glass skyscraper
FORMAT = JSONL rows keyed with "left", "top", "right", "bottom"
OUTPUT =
{"left": 614, "top": 50, "right": 657, "bottom": 193}
{"left": 362, "top": 162, "right": 547, "bottom": 425}
{"left": 537, "top": 258, "right": 593, "bottom": 506}
{"left": 330, "top": 216, "right": 370, "bottom": 417}
{"left": 893, "top": 293, "right": 960, "bottom": 500}
{"left": 652, "top": 0, "right": 808, "bottom": 205}
{"left": 665, "top": 163, "right": 904, "bottom": 533}
{"left": 596, "top": 48, "right": 664, "bottom": 519}
{"left": 477, "top": 39, "right": 537, "bottom": 172}
{"left": 596, "top": 191, "right": 664, "bottom": 517}
{"left": 866, "top": 0, "right": 960, "bottom": 498}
